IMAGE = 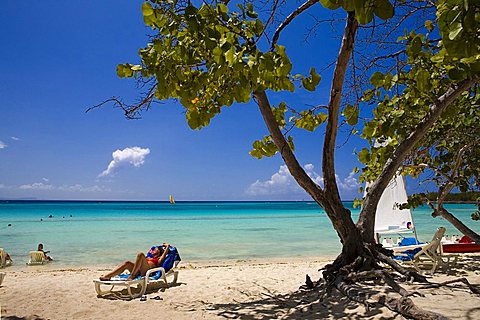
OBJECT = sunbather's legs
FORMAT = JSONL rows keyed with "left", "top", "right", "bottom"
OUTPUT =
{"left": 127, "top": 252, "right": 151, "bottom": 280}
{"left": 100, "top": 260, "right": 135, "bottom": 281}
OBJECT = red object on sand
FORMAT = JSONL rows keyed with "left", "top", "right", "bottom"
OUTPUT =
{"left": 459, "top": 235, "right": 473, "bottom": 243}
{"left": 443, "top": 236, "right": 480, "bottom": 253}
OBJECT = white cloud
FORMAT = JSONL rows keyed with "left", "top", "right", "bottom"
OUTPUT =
{"left": 11, "top": 136, "right": 20, "bottom": 141}
{"left": 0, "top": 184, "right": 5, "bottom": 189}
{"left": 337, "top": 171, "right": 361, "bottom": 190}
{"left": 15, "top": 182, "right": 109, "bottom": 193}
{"left": 99, "top": 146, "right": 150, "bottom": 177}
{"left": 246, "top": 165, "right": 296, "bottom": 196}
{"left": 246, "top": 164, "right": 359, "bottom": 196}
{"left": 0, "top": 141, "right": 7, "bottom": 149}
{"left": 57, "top": 184, "right": 110, "bottom": 192}
{"left": 19, "top": 182, "right": 54, "bottom": 190}
{"left": 42, "top": 178, "right": 49, "bottom": 182}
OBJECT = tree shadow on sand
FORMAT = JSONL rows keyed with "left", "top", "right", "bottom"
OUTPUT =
{"left": 206, "top": 283, "right": 402, "bottom": 320}
{"left": 205, "top": 256, "right": 480, "bottom": 320}
{"left": 3, "top": 317, "right": 46, "bottom": 320}
{"left": 97, "top": 281, "right": 185, "bottom": 301}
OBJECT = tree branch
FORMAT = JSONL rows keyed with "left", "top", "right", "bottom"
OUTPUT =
{"left": 253, "top": 90, "right": 325, "bottom": 202}
{"left": 322, "top": 12, "right": 358, "bottom": 202}
{"left": 358, "top": 77, "right": 479, "bottom": 241}
{"left": 270, "top": 0, "right": 318, "bottom": 50}
{"left": 437, "top": 143, "right": 474, "bottom": 209}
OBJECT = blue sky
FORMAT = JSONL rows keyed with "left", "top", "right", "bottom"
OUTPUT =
{"left": 0, "top": 1, "right": 375, "bottom": 201}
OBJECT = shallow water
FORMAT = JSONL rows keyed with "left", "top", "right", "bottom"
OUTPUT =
{"left": 0, "top": 201, "right": 477, "bottom": 266}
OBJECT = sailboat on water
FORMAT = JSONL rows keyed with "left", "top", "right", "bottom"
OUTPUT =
{"left": 169, "top": 195, "right": 175, "bottom": 204}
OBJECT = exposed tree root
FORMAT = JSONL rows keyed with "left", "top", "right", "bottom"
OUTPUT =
{"left": 375, "top": 250, "right": 429, "bottom": 283}
{"left": 344, "top": 269, "right": 424, "bottom": 298}
{"left": 421, "top": 277, "right": 480, "bottom": 295}
{"left": 333, "top": 271, "right": 450, "bottom": 319}
{"left": 308, "top": 245, "right": 473, "bottom": 319}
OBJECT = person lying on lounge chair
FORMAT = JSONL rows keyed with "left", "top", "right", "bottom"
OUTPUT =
{"left": 99, "top": 243, "right": 170, "bottom": 281}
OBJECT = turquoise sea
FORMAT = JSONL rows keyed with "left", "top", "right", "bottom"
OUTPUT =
{"left": 0, "top": 201, "right": 478, "bottom": 267}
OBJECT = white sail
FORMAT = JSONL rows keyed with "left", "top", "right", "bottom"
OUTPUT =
{"left": 367, "top": 175, "right": 414, "bottom": 235}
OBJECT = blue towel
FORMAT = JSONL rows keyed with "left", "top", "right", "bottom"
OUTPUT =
{"left": 399, "top": 237, "right": 421, "bottom": 246}
{"left": 116, "top": 273, "right": 142, "bottom": 280}
{"left": 393, "top": 247, "right": 422, "bottom": 261}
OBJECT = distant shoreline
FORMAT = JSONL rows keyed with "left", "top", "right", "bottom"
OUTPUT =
{"left": 0, "top": 199, "right": 340, "bottom": 203}
{"left": 442, "top": 201, "right": 477, "bottom": 204}
{"left": 0, "top": 199, "right": 477, "bottom": 204}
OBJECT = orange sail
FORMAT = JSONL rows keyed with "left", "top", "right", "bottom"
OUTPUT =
{"left": 169, "top": 195, "right": 175, "bottom": 204}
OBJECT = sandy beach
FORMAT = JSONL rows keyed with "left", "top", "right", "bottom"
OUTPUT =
{"left": 1, "top": 255, "right": 480, "bottom": 320}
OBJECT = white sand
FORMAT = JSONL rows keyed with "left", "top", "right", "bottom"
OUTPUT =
{"left": 1, "top": 256, "right": 480, "bottom": 319}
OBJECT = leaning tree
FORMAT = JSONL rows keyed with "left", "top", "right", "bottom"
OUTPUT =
{"left": 396, "top": 91, "right": 480, "bottom": 243}
{"left": 94, "top": 0, "right": 480, "bottom": 318}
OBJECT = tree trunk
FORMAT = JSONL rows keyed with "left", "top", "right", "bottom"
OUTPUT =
{"left": 254, "top": 89, "right": 361, "bottom": 255}
{"left": 255, "top": 12, "right": 363, "bottom": 264}
{"left": 433, "top": 208, "right": 480, "bottom": 243}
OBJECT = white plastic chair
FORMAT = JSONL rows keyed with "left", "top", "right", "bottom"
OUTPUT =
{"left": 398, "top": 227, "right": 457, "bottom": 274}
{"left": 0, "top": 248, "right": 13, "bottom": 268}
{"left": 26, "top": 251, "right": 48, "bottom": 265}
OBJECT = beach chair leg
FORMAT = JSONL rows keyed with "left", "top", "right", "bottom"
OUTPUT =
{"left": 126, "top": 284, "right": 135, "bottom": 299}
{"left": 429, "top": 261, "right": 437, "bottom": 275}
{"left": 170, "top": 270, "right": 179, "bottom": 284}
{"left": 160, "top": 272, "right": 168, "bottom": 285}
{"left": 136, "top": 280, "right": 147, "bottom": 298}
{"left": 95, "top": 283, "right": 115, "bottom": 296}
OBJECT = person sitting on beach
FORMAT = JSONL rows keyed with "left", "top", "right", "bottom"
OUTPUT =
{"left": 5, "top": 252, "right": 13, "bottom": 264}
{"left": 37, "top": 243, "right": 53, "bottom": 261}
{"left": 99, "top": 243, "right": 171, "bottom": 281}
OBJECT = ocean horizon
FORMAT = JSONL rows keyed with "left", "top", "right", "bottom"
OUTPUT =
{"left": 1, "top": 200, "right": 478, "bottom": 267}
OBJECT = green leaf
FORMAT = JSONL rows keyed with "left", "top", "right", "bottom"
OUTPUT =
{"left": 408, "top": 36, "right": 423, "bottom": 56}
{"left": 249, "top": 136, "right": 278, "bottom": 159}
{"left": 310, "top": 67, "right": 321, "bottom": 86}
{"left": 320, "top": 0, "right": 341, "bottom": 10}
{"left": 448, "top": 23, "right": 463, "bottom": 41}
{"left": 302, "top": 67, "right": 321, "bottom": 91}
{"left": 416, "top": 69, "right": 431, "bottom": 93}
{"left": 141, "top": 2, "right": 154, "bottom": 17}
{"left": 217, "top": 4, "right": 228, "bottom": 14}
{"left": 246, "top": 10, "right": 258, "bottom": 18}
{"left": 424, "top": 20, "right": 434, "bottom": 32}
{"left": 362, "top": 89, "right": 375, "bottom": 102}
{"left": 358, "top": 148, "right": 371, "bottom": 164}
{"left": 343, "top": 104, "right": 359, "bottom": 125}
{"left": 370, "top": 72, "right": 385, "bottom": 88}
{"left": 343, "top": 0, "right": 355, "bottom": 12}
{"left": 374, "top": 0, "right": 394, "bottom": 20}
{"left": 116, "top": 64, "right": 133, "bottom": 78}
{"left": 186, "top": 109, "right": 201, "bottom": 129}
{"left": 448, "top": 68, "right": 466, "bottom": 80}
{"left": 317, "top": 112, "right": 327, "bottom": 123}
{"left": 383, "top": 73, "right": 394, "bottom": 90}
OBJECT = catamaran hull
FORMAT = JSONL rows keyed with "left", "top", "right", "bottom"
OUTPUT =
{"left": 442, "top": 243, "right": 480, "bottom": 253}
